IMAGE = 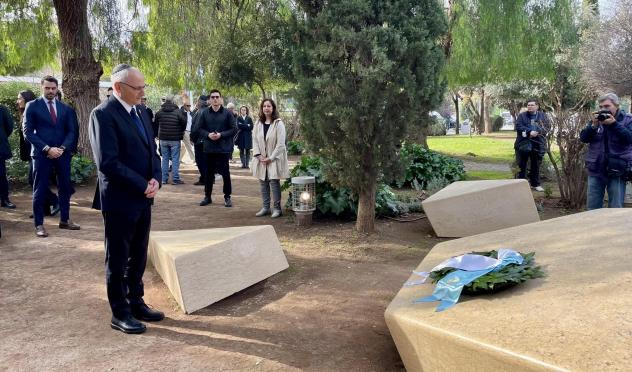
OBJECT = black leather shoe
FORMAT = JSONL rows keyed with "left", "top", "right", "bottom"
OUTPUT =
{"left": 110, "top": 315, "right": 146, "bottom": 334}
{"left": 59, "top": 220, "right": 81, "bottom": 230}
{"left": 1, "top": 200, "right": 16, "bottom": 209}
{"left": 131, "top": 304, "right": 164, "bottom": 322}
{"left": 199, "top": 197, "right": 211, "bottom": 206}
{"left": 50, "top": 203, "right": 60, "bottom": 217}
{"left": 194, "top": 181, "right": 204, "bottom": 186}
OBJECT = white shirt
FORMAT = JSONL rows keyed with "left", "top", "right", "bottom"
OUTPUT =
{"left": 186, "top": 111, "right": 192, "bottom": 131}
{"left": 113, "top": 92, "right": 135, "bottom": 115}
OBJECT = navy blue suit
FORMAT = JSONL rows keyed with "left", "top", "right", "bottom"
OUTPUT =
{"left": 23, "top": 97, "right": 77, "bottom": 226}
{"left": 89, "top": 96, "right": 161, "bottom": 318}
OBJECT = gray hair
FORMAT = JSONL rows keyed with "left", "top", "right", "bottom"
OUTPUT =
{"left": 598, "top": 93, "right": 620, "bottom": 106}
{"left": 111, "top": 64, "right": 140, "bottom": 83}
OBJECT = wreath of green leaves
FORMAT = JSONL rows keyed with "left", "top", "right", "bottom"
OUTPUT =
{"left": 428, "top": 250, "right": 545, "bottom": 295}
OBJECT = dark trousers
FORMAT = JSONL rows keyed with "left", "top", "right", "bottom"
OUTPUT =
{"left": 518, "top": 150, "right": 542, "bottom": 187}
{"left": 103, "top": 206, "right": 151, "bottom": 318}
{"left": 239, "top": 148, "right": 251, "bottom": 168}
{"left": 29, "top": 160, "right": 59, "bottom": 214}
{"left": 32, "top": 154, "right": 71, "bottom": 226}
{"left": 0, "top": 160, "right": 8, "bottom": 201}
{"left": 194, "top": 142, "right": 207, "bottom": 184}
{"left": 205, "top": 153, "right": 232, "bottom": 198}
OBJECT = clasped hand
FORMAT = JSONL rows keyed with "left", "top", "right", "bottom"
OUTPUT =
{"left": 46, "top": 147, "right": 64, "bottom": 159}
{"left": 144, "top": 178, "right": 159, "bottom": 198}
{"left": 208, "top": 132, "right": 221, "bottom": 141}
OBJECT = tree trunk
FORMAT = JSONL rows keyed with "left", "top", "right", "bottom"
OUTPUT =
{"left": 453, "top": 91, "right": 460, "bottom": 135}
{"left": 53, "top": 0, "right": 103, "bottom": 158}
{"left": 480, "top": 88, "right": 492, "bottom": 134}
{"left": 356, "top": 180, "right": 377, "bottom": 233}
{"left": 484, "top": 91, "right": 492, "bottom": 134}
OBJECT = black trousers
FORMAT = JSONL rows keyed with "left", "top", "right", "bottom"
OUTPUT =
{"left": 194, "top": 143, "right": 207, "bottom": 184}
{"left": 518, "top": 150, "right": 542, "bottom": 187}
{"left": 103, "top": 206, "right": 151, "bottom": 318}
{"left": 0, "top": 159, "right": 8, "bottom": 201}
{"left": 205, "top": 153, "right": 232, "bottom": 198}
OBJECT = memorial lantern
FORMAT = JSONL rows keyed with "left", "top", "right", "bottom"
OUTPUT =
{"left": 291, "top": 176, "right": 316, "bottom": 226}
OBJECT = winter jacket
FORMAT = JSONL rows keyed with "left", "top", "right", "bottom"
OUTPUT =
{"left": 514, "top": 111, "right": 549, "bottom": 154}
{"left": 236, "top": 115, "right": 254, "bottom": 150}
{"left": 191, "top": 105, "right": 237, "bottom": 153}
{"left": 0, "top": 106, "right": 13, "bottom": 160}
{"left": 155, "top": 102, "right": 187, "bottom": 141}
{"left": 251, "top": 119, "right": 290, "bottom": 181}
{"left": 580, "top": 109, "right": 632, "bottom": 178}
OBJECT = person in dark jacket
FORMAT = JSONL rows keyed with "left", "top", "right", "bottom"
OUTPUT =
{"left": 236, "top": 105, "right": 254, "bottom": 168}
{"left": 514, "top": 99, "right": 549, "bottom": 192}
{"left": 191, "top": 89, "right": 237, "bottom": 207}
{"left": 0, "top": 105, "right": 15, "bottom": 209}
{"left": 192, "top": 95, "right": 208, "bottom": 185}
{"left": 580, "top": 93, "right": 632, "bottom": 210}
{"left": 155, "top": 95, "right": 187, "bottom": 184}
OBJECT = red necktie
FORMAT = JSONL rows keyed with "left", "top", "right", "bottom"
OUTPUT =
{"left": 48, "top": 100, "right": 57, "bottom": 124}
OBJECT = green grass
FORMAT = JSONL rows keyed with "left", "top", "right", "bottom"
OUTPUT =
{"left": 427, "top": 135, "right": 516, "bottom": 163}
{"left": 466, "top": 170, "right": 514, "bottom": 180}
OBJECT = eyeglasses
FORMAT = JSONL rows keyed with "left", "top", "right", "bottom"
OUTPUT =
{"left": 210, "top": 95, "right": 220, "bottom": 99}
{"left": 184, "top": 105, "right": 191, "bottom": 107}
{"left": 119, "top": 81, "right": 148, "bottom": 91}
{"left": 599, "top": 104, "right": 612, "bottom": 109}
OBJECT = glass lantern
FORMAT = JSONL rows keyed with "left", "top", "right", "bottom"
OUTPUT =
{"left": 291, "top": 176, "right": 316, "bottom": 225}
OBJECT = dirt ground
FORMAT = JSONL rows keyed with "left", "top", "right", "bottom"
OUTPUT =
{"left": 0, "top": 161, "right": 569, "bottom": 371}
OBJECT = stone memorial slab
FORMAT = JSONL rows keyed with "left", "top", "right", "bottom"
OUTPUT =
{"left": 422, "top": 179, "right": 540, "bottom": 237}
{"left": 149, "top": 225, "right": 289, "bottom": 314}
{"left": 385, "top": 208, "right": 632, "bottom": 372}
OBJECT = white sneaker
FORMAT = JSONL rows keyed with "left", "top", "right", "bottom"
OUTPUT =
{"left": 534, "top": 186, "right": 545, "bottom": 192}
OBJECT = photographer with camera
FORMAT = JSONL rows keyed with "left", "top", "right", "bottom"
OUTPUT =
{"left": 515, "top": 99, "right": 549, "bottom": 192}
{"left": 580, "top": 93, "right": 632, "bottom": 210}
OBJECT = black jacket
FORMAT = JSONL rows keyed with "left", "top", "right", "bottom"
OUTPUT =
{"left": 236, "top": 115, "right": 253, "bottom": 150}
{"left": 191, "top": 106, "right": 237, "bottom": 153}
{"left": 155, "top": 102, "right": 187, "bottom": 141}
{"left": 88, "top": 96, "right": 161, "bottom": 212}
{"left": 0, "top": 106, "right": 13, "bottom": 160}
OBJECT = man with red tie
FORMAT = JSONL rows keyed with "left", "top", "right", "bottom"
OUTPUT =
{"left": 24, "top": 76, "right": 79, "bottom": 238}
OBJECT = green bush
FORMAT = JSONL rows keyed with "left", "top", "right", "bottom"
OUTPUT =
{"left": 492, "top": 116, "right": 504, "bottom": 132}
{"left": 70, "top": 155, "right": 95, "bottom": 184}
{"left": 281, "top": 155, "right": 405, "bottom": 218}
{"left": 1, "top": 82, "right": 36, "bottom": 184}
{"left": 397, "top": 142, "right": 466, "bottom": 190}
{"left": 286, "top": 140, "right": 305, "bottom": 155}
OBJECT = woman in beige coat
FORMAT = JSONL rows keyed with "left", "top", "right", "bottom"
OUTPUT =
{"left": 251, "top": 98, "right": 290, "bottom": 218}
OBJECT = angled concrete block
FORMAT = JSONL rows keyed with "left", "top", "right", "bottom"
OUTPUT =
{"left": 422, "top": 179, "right": 540, "bottom": 237}
{"left": 385, "top": 208, "right": 632, "bottom": 372}
{"left": 149, "top": 225, "right": 289, "bottom": 314}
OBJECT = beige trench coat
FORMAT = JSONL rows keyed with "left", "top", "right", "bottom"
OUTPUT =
{"left": 250, "top": 118, "right": 290, "bottom": 181}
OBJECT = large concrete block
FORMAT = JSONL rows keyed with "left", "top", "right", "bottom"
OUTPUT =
{"left": 149, "top": 225, "right": 289, "bottom": 314}
{"left": 422, "top": 179, "right": 540, "bottom": 237}
{"left": 385, "top": 208, "right": 632, "bottom": 372}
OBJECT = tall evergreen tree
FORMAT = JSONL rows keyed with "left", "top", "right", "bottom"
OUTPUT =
{"left": 294, "top": 0, "right": 446, "bottom": 233}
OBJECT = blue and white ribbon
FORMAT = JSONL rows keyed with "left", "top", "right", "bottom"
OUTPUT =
{"left": 406, "top": 249, "right": 524, "bottom": 312}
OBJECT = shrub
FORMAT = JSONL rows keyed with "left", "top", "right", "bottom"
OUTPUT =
{"left": 492, "top": 116, "right": 504, "bottom": 132}
{"left": 1, "top": 82, "right": 36, "bottom": 184}
{"left": 397, "top": 142, "right": 466, "bottom": 190}
{"left": 281, "top": 155, "right": 404, "bottom": 218}
{"left": 70, "top": 155, "right": 96, "bottom": 184}
{"left": 286, "top": 140, "right": 305, "bottom": 155}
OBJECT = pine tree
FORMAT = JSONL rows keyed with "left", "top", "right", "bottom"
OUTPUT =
{"left": 294, "top": 0, "right": 446, "bottom": 233}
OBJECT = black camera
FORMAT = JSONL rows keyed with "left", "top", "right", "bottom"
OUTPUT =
{"left": 596, "top": 110, "right": 612, "bottom": 121}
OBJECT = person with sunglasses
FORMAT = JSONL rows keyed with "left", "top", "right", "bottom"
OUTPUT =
{"left": 191, "top": 89, "right": 237, "bottom": 207}
{"left": 580, "top": 93, "right": 632, "bottom": 209}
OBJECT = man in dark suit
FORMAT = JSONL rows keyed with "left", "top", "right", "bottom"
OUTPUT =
{"left": 0, "top": 104, "right": 15, "bottom": 209}
{"left": 89, "top": 64, "right": 164, "bottom": 334}
{"left": 24, "top": 76, "right": 79, "bottom": 237}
